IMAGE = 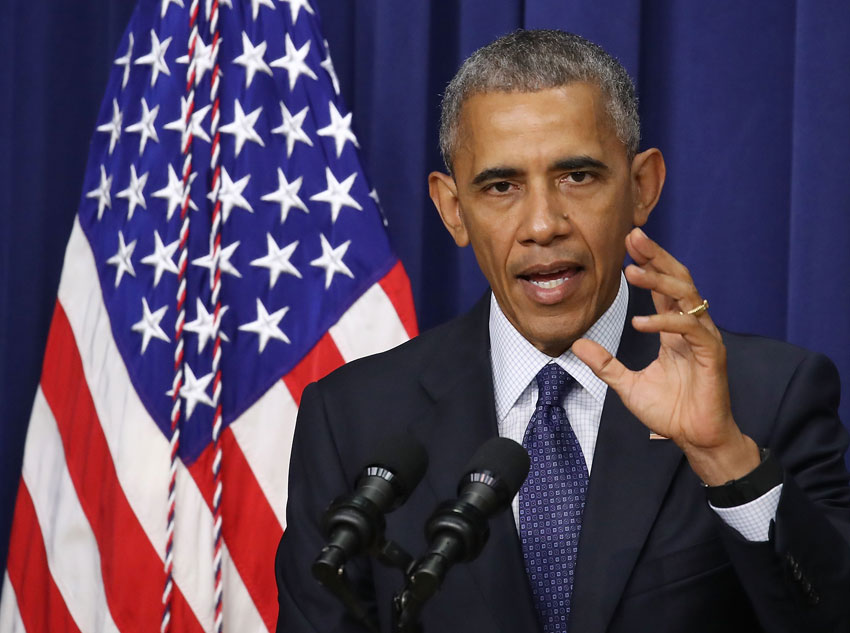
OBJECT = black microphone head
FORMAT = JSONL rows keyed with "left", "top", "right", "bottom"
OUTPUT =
{"left": 460, "top": 437, "right": 530, "bottom": 498}
{"left": 359, "top": 432, "right": 428, "bottom": 505}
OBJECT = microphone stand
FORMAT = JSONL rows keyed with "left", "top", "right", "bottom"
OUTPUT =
{"left": 391, "top": 500, "right": 481, "bottom": 633}
{"left": 313, "top": 532, "right": 419, "bottom": 633}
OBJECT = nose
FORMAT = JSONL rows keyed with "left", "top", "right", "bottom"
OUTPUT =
{"left": 517, "top": 183, "right": 570, "bottom": 245}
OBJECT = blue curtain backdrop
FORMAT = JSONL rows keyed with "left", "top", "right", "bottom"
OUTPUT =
{"left": 2, "top": 0, "right": 849, "bottom": 572}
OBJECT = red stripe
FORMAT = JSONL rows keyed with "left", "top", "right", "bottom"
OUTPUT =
{"left": 39, "top": 301, "right": 204, "bottom": 633}
{"left": 6, "top": 479, "right": 82, "bottom": 633}
{"left": 188, "top": 429, "right": 281, "bottom": 632}
{"left": 378, "top": 261, "right": 419, "bottom": 338}
{"left": 283, "top": 331, "right": 345, "bottom": 406}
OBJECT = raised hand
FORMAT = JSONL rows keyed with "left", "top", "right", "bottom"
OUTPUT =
{"left": 571, "top": 228, "right": 760, "bottom": 485}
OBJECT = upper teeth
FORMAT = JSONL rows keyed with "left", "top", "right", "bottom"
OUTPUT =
{"left": 530, "top": 277, "right": 566, "bottom": 289}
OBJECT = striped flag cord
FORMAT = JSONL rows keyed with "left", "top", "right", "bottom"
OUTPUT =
{"left": 165, "top": 0, "right": 201, "bottom": 631}
{"left": 207, "top": 0, "right": 225, "bottom": 631}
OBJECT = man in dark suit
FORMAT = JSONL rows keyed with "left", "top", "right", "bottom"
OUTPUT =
{"left": 276, "top": 30, "right": 850, "bottom": 632}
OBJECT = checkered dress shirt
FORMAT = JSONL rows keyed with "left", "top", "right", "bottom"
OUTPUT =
{"left": 489, "top": 272, "right": 781, "bottom": 542}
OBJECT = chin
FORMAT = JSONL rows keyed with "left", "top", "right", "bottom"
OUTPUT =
{"left": 524, "top": 328, "right": 577, "bottom": 357}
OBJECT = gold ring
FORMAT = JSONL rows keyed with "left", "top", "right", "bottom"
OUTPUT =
{"left": 680, "top": 299, "right": 709, "bottom": 317}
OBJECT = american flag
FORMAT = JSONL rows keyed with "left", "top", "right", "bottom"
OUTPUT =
{"left": 0, "top": 0, "right": 417, "bottom": 631}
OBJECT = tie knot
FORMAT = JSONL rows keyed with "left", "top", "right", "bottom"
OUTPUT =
{"left": 535, "top": 363, "right": 570, "bottom": 407}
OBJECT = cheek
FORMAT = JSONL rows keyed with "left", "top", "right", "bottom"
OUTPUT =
{"left": 584, "top": 217, "right": 630, "bottom": 273}
{"left": 466, "top": 223, "right": 515, "bottom": 275}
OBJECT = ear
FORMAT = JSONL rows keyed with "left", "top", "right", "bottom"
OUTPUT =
{"left": 629, "top": 148, "right": 666, "bottom": 226}
{"left": 428, "top": 171, "right": 470, "bottom": 247}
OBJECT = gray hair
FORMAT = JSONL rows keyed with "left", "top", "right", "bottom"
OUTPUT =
{"left": 439, "top": 29, "right": 640, "bottom": 173}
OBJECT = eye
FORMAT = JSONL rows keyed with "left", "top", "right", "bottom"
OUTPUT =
{"left": 566, "top": 171, "right": 591, "bottom": 184}
{"left": 489, "top": 181, "right": 513, "bottom": 193}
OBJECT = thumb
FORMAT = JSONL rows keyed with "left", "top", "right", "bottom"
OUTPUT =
{"left": 571, "top": 338, "right": 630, "bottom": 393}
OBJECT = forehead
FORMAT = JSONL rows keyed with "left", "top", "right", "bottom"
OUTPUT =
{"left": 454, "top": 84, "right": 622, "bottom": 173}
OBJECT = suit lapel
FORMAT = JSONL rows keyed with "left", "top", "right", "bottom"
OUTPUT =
{"left": 568, "top": 288, "right": 684, "bottom": 633}
{"left": 416, "top": 294, "right": 541, "bottom": 633}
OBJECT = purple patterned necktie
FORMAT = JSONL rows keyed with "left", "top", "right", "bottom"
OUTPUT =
{"left": 519, "top": 363, "right": 588, "bottom": 633}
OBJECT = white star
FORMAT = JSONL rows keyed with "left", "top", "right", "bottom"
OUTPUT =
{"left": 176, "top": 36, "right": 217, "bottom": 87}
{"left": 279, "top": 0, "right": 314, "bottom": 23}
{"left": 220, "top": 100, "right": 265, "bottom": 156}
{"left": 124, "top": 98, "right": 160, "bottom": 155}
{"left": 208, "top": 166, "right": 252, "bottom": 222}
{"left": 270, "top": 34, "right": 317, "bottom": 90}
{"left": 261, "top": 168, "right": 308, "bottom": 224}
{"left": 106, "top": 231, "right": 137, "bottom": 288}
{"left": 271, "top": 103, "right": 313, "bottom": 157}
{"left": 239, "top": 298, "right": 290, "bottom": 352}
{"left": 114, "top": 33, "right": 134, "bottom": 89}
{"left": 370, "top": 188, "right": 389, "bottom": 226}
{"left": 320, "top": 40, "right": 340, "bottom": 95}
{"left": 161, "top": 0, "right": 184, "bottom": 17}
{"left": 233, "top": 32, "right": 272, "bottom": 88}
{"left": 192, "top": 240, "right": 242, "bottom": 278}
{"left": 153, "top": 164, "right": 198, "bottom": 220}
{"left": 177, "top": 364, "right": 215, "bottom": 419}
{"left": 251, "top": 234, "right": 302, "bottom": 288}
{"left": 317, "top": 101, "right": 359, "bottom": 158}
{"left": 184, "top": 299, "right": 230, "bottom": 352}
{"left": 140, "top": 230, "right": 179, "bottom": 286}
{"left": 96, "top": 99, "right": 123, "bottom": 155}
{"left": 116, "top": 165, "right": 149, "bottom": 221}
{"left": 164, "top": 97, "right": 211, "bottom": 144}
{"left": 132, "top": 297, "right": 169, "bottom": 354}
{"left": 309, "top": 168, "right": 363, "bottom": 224}
{"left": 134, "top": 29, "right": 172, "bottom": 87}
{"left": 249, "top": 0, "right": 275, "bottom": 19}
{"left": 311, "top": 234, "right": 354, "bottom": 289}
{"left": 86, "top": 165, "right": 113, "bottom": 220}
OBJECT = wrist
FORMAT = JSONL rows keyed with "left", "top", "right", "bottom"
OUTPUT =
{"left": 683, "top": 433, "right": 761, "bottom": 486}
{"left": 704, "top": 448, "right": 782, "bottom": 508}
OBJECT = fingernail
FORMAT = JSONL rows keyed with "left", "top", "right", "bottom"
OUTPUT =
{"left": 634, "top": 227, "right": 647, "bottom": 239}
{"left": 633, "top": 316, "right": 649, "bottom": 325}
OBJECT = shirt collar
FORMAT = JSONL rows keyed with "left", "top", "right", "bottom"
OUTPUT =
{"left": 489, "top": 272, "right": 629, "bottom": 422}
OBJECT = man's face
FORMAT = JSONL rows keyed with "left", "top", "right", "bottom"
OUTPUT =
{"left": 432, "top": 83, "right": 651, "bottom": 356}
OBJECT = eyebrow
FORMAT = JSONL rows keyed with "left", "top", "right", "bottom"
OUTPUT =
{"left": 471, "top": 167, "right": 522, "bottom": 186}
{"left": 552, "top": 155, "right": 609, "bottom": 172}
{"left": 470, "top": 155, "right": 609, "bottom": 186}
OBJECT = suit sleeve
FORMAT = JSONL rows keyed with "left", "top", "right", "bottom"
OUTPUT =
{"left": 719, "top": 351, "right": 850, "bottom": 633}
{"left": 275, "top": 381, "right": 378, "bottom": 633}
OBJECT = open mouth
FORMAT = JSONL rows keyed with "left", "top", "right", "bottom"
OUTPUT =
{"left": 520, "top": 266, "right": 582, "bottom": 287}
{"left": 517, "top": 264, "right": 584, "bottom": 304}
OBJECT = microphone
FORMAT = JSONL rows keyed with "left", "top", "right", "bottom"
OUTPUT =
{"left": 407, "top": 437, "right": 530, "bottom": 600}
{"left": 312, "top": 433, "right": 428, "bottom": 583}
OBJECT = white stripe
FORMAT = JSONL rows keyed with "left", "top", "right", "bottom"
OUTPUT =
{"left": 173, "top": 469, "right": 266, "bottom": 632}
{"left": 220, "top": 540, "right": 266, "bottom": 632}
{"left": 329, "top": 282, "right": 408, "bottom": 362}
{"left": 58, "top": 219, "right": 172, "bottom": 561}
{"left": 229, "top": 380, "right": 297, "bottom": 529}
{"left": 57, "top": 219, "right": 264, "bottom": 632}
{"left": 0, "top": 571, "right": 28, "bottom": 633}
{"left": 24, "top": 388, "right": 119, "bottom": 633}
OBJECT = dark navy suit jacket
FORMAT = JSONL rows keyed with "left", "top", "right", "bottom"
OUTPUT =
{"left": 276, "top": 288, "right": 850, "bottom": 632}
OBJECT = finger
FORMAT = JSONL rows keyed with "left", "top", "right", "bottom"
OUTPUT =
{"left": 625, "top": 264, "right": 709, "bottom": 320}
{"left": 626, "top": 228, "right": 692, "bottom": 282}
{"left": 631, "top": 314, "right": 723, "bottom": 362}
{"left": 571, "top": 338, "right": 635, "bottom": 394}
